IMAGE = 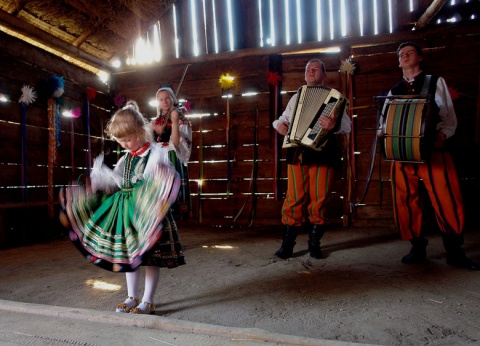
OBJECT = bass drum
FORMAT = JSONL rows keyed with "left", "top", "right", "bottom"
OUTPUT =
{"left": 381, "top": 98, "right": 430, "bottom": 163}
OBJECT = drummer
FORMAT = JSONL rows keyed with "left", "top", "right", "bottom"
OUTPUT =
{"left": 385, "top": 41, "right": 478, "bottom": 270}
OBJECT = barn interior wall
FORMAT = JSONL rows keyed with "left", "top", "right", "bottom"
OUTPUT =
{"left": 0, "top": 20, "right": 479, "bottom": 247}
{"left": 112, "top": 23, "right": 480, "bottom": 229}
{"left": 0, "top": 31, "right": 111, "bottom": 247}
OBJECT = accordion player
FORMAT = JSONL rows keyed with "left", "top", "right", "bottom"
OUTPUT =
{"left": 282, "top": 85, "right": 349, "bottom": 151}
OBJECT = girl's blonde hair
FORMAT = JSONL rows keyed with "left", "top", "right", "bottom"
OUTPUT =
{"left": 105, "top": 100, "right": 153, "bottom": 142}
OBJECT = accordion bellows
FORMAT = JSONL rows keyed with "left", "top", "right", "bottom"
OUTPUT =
{"left": 283, "top": 85, "right": 348, "bottom": 151}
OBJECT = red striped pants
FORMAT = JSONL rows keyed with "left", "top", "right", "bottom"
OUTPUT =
{"left": 391, "top": 151, "right": 464, "bottom": 240}
{"left": 281, "top": 163, "right": 334, "bottom": 226}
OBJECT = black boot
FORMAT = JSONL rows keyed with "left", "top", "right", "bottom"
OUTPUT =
{"left": 308, "top": 224, "right": 325, "bottom": 259}
{"left": 274, "top": 225, "right": 300, "bottom": 259}
{"left": 402, "top": 237, "right": 428, "bottom": 264}
{"left": 443, "top": 234, "right": 480, "bottom": 270}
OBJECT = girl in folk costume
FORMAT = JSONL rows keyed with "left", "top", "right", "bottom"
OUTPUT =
{"left": 60, "top": 100, "right": 185, "bottom": 315}
{"left": 151, "top": 87, "right": 192, "bottom": 220}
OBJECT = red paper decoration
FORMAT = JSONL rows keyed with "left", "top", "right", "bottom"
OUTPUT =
{"left": 448, "top": 86, "right": 460, "bottom": 101}
{"left": 267, "top": 71, "right": 282, "bottom": 85}
{"left": 86, "top": 87, "right": 97, "bottom": 100}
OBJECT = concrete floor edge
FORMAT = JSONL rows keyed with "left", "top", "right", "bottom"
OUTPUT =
{"left": 0, "top": 299, "right": 379, "bottom": 346}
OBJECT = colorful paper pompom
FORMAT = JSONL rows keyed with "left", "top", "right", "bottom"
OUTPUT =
{"left": 182, "top": 101, "right": 192, "bottom": 112}
{"left": 47, "top": 75, "right": 65, "bottom": 98}
{"left": 19, "top": 85, "right": 37, "bottom": 105}
{"left": 448, "top": 86, "right": 460, "bottom": 101}
{"left": 114, "top": 94, "right": 126, "bottom": 108}
{"left": 267, "top": 71, "right": 282, "bottom": 85}
{"left": 219, "top": 74, "right": 235, "bottom": 89}
{"left": 71, "top": 107, "right": 82, "bottom": 118}
{"left": 340, "top": 59, "right": 356, "bottom": 75}
{"left": 86, "top": 87, "right": 97, "bottom": 100}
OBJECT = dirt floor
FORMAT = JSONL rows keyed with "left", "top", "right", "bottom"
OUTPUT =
{"left": 0, "top": 221, "right": 479, "bottom": 346}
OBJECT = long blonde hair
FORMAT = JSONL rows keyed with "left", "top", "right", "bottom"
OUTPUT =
{"left": 105, "top": 100, "right": 153, "bottom": 142}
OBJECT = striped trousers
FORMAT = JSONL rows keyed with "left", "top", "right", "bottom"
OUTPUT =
{"left": 391, "top": 151, "right": 464, "bottom": 240}
{"left": 281, "top": 163, "right": 334, "bottom": 226}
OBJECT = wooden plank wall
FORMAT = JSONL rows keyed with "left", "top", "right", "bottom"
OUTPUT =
{"left": 349, "top": 33, "right": 480, "bottom": 228}
{"left": 113, "top": 26, "right": 480, "bottom": 229}
{"left": 113, "top": 55, "right": 285, "bottom": 227}
{"left": 113, "top": 52, "right": 356, "bottom": 227}
{"left": 0, "top": 31, "right": 111, "bottom": 247}
{"left": 1, "top": 17, "right": 479, "bottom": 247}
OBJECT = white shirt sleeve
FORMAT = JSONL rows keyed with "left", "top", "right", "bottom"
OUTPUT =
{"left": 176, "top": 118, "right": 193, "bottom": 165}
{"left": 435, "top": 77, "right": 457, "bottom": 138}
{"left": 90, "top": 153, "right": 124, "bottom": 192}
{"left": 336, "top": 109, "right": 351, "bottom": 134}
{"left": 272, "top": 93, "right": 297, "bottom": 130}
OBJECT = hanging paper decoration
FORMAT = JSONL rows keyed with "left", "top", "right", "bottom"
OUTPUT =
{"left": 267, "top": 71, "right": 282, "bottom": 85}
{"left": 448, "top": 86, "right": 460, "bottom": 101}
{"left": 19, "top": 85, "right": 37, "bottom": 105}
{"left": 339, "top": 58, "right": 356, "bottom": 225}
{"left": 339, "top": 59, "right": 356, "bottom": 75}
{"left": 182, "top": 101, "right": 192, "bottom": 112}
{"left": 85, "top": 90, "right": 92, "bottom": 174}
{"left": 71, "top": 107, "right": 82, "bottom": 118}
{"left": 19, "top": 85, "right": 37, "bottom": 203}
{"left": 219, "top": 73, "right": 235, "bottom": 90}
{"left": 198, "top": 114, "right": 204, "bottom": 223}
{"left": 225, "top": 95, "right": 231, "bottom": 197}
{"left": 218, "top": 73, "right": 235, "bottom": 197}
{"left": 268, "top": 70, "right": 282, "bottom": 201}
{"left": 114, "top": 93, "right": 126, "bottom": 108}
{"left": 47, "top": 75, "right": 65, "bottom": 98}
{"left": 86, "top": 87, "right": 96, "bottom": 101}
{"left": 47, "top": 98, "right": 56, "bottom": 217}
{"left": 46, "top": 75, "right": 64, "bottom": 218}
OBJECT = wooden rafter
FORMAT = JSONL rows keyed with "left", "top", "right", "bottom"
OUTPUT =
{"left": 5, "top": 0, "right": 27, "bottom": 15}
{"left": 416, "top": 0, "right": 449, "bottom": 29}
{"left": 0, "top": 10, "right": 110, "bottom": 71}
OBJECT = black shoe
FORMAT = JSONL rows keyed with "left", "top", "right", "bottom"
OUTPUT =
{"left": 401, "top": 238, "right": 428, "bottom": 264}
{"left": 401, "top": 249, "right": 428, "bottom": 264}
{"left": 446, "top": 254, "right": 480, "bottom": 270}
{"left": 274, "top": 226, "right": 300, "bottom": 259}
{"left": 309, "top": 246, "right": 324, "bottom": 259}
{"left": 308, "top": 224, "right": 325, "bottom": 259}
{"left": 274, "top": 245, "right": 295, "bottom": 259}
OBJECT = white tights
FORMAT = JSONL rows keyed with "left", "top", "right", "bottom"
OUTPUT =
{"left": 126, "top": 266, "right": 159, "bottom": 304}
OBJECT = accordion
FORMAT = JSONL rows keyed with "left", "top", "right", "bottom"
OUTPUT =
{"left": 282, "top": 85, "right": 348, "bottom": 151}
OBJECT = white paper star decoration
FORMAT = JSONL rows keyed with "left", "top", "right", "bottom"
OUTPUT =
{"left": 19, "top": 85, "right": 37, "bottom": 105}
{"left": 340, "top": 59, "right": 356, "bottom": 75}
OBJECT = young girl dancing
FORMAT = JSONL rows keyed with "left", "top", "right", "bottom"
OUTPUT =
{"left": 60, "top": 100, "right": 185, "bottom": 315}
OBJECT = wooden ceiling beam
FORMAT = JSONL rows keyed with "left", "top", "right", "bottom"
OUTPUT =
{"left": 72, "top": 28, "right": 94, "bottom": 47}
{"left": 0, "top": 10, "right": 110, "bottom": 71}
{"left": 416, "top": 0, "right": 448, "bottom": 29}
{"left": 5, "top": 0, "right": 27, "bottom": 15}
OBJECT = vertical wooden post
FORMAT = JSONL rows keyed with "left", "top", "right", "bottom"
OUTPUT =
{"left": 47, "top": 98, "right": 56, "bottom": 218}
{"left": 475, "top": 74, "right": 480, "bottom": 146}
{"left": 269, "top": 54, "right": 283, "bottom": 201}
